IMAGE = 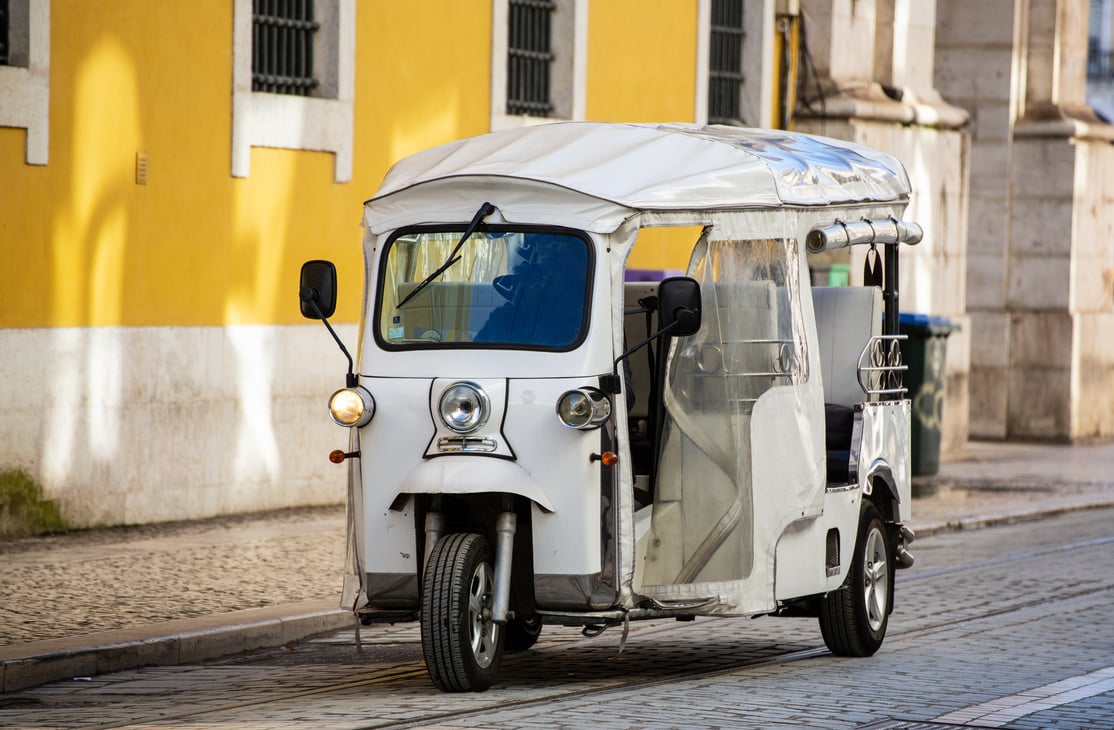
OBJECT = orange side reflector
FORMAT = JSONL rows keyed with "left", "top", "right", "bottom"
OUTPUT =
{"left": 329, "top": 449, "right": 347, "bottom": 464}
{"left": 600, "top": 451, "right": 618, "bottom": 466}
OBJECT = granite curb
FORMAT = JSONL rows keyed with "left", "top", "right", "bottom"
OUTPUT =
{"left": 0, "top": 600, "right": 353, "bottom": 693}
{"left": 909, "top": 496, "right": 1114, "bottom": 537}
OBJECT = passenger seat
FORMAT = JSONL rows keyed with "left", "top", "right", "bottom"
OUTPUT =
{"left": 811, "top": 286, "right": 882, "bottom": 484}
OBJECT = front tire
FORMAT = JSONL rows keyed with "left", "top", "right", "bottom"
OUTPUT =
{"left": 421, "top": 532, "right": 504, "bottom": 691}
{"left": 819, "top": 502, "right": 893, "bottom": 657}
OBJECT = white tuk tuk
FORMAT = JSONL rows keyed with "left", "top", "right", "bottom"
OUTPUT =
{"left": 299, "top": 122, "right": 920, "bottom": 692}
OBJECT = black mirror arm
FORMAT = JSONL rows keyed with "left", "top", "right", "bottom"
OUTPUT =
{"left": 609, "top": 311, "right": 692, "bottom": 389}
{"left": 302, "top": 288, "right": 358, "bottom": 388}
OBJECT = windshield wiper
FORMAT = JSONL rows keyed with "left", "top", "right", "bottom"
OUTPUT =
{"left": 396, "top": 201, "right": 496, "bottom": 309}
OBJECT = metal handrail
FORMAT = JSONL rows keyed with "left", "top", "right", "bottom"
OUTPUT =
{"left": 856, "top": 334, "right": 907, "bottom": 399}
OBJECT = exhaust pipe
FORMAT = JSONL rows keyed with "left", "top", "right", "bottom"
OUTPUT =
{"left": 895, "top": 524, "right": 916, "bottom": 569}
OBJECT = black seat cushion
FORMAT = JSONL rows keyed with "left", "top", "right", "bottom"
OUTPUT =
{"left": 825, "top": 404, "right": 854, "bottom": 484}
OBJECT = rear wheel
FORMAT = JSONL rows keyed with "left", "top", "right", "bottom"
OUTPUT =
{"left": 820, "top": 502, "right": 893, "bottom": 657}
{"left": 504, "top": 614, "right": 542, "bottom": 651}
{"left": 420, "top": 532, "right": 504, "bottom": 691}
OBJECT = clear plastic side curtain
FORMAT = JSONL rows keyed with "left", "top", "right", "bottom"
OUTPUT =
{"left": 641, "top": 234, "right": 809, "bottom": 585}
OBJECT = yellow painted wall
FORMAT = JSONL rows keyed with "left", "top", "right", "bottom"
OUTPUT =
{"left": 0, "top": 1, "right": 492, "bottom": 329}
{"left": 586, "top": 0, "right": 699, "bottom": 122}
{"left": 586, "top": 1, "right": 701, "bottom": 271}
{"left": 0, "top": 1, "right": 716, "bottom": 328}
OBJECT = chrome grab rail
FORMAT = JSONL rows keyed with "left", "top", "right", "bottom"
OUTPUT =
{"left": 857, "top": 334, "right": 908, "bottom": 399}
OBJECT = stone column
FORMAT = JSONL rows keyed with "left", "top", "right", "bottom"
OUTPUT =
{"left": 1007, "top": 0, "right": 1114, "bottom": 440}
{"left": 935, "top": 0, "right": 1017, "bottom": 439}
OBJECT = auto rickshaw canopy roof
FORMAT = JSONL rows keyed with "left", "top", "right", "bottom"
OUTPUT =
{"left": 365, "top": 123, "right": 913, "bottom": 234}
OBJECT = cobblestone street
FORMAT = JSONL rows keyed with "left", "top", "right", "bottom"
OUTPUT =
{"left": 0, "top": 506, "right": 345, "bottom": 646}
{"left": 1, "top": 504, "right": 1111, "bottom": 728}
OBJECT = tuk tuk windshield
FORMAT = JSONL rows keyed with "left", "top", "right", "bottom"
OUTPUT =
{"left": 376, "top": 228, "right": 592, "bottom": 350}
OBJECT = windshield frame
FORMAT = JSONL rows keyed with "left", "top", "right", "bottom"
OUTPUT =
{"left": 372, "top": 224, "right": 596, "bottom": 353}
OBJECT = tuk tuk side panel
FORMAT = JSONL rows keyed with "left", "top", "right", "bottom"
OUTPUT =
{"left": 342, "top": 427, "right": 367, "bottom": 612}
{"left": 784, "top": 402, "right": 909, "bottom": 597}
{"left": 772, "top": 487, "right": 862, "bottom": 600}
{"left": 503, "top": 377, "right": 608, "bottom": 578}
{"left": 350, "top": 377, "right": 430, "bottom": 608}
{"left": 748, "top": 382, "right": 829, "bottom": 600}
{"left": 858, "top": 400, "right": 913, "bottom": 522}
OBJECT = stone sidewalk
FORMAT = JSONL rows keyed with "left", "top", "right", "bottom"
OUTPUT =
{"left": 2, "top": 440, "right": 1113, "bottom": 692}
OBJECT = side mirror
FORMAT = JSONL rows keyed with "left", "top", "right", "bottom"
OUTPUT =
{"left": 300, "top": 260, "right": 337, "bottom": 319}
{"left": 657, "top": 276, "right": 702, "bottom": 337}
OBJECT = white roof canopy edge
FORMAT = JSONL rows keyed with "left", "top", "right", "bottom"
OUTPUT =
{"left": 363, "top": 122, "right": 913, "bottom": 235}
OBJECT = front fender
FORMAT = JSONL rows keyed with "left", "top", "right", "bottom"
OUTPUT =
{"left": 398, "top": 456, "right": 556, "bottom": 513}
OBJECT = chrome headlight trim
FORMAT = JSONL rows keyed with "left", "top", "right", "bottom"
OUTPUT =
{"left": 556, "top": 387, "right": 612, "bottom": 430}
{"left": 328, "top": 386, "right": 376, "bottom": 428}
{"left": 438, "top": 381, "right": 490, "bottom": 434}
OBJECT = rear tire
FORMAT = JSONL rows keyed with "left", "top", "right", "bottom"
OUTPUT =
{"left": 504, "top": 614, "right": 542, "bottom": 651}
{"left": 420, "top": 532, "right": 504, "bottom": 691}
{"left": 819, "top": 502, "right": 893, "bottom": 657}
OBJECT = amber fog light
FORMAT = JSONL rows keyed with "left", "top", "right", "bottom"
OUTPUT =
{"left": 329, "top": 387, "right": 375, "bottom": 427}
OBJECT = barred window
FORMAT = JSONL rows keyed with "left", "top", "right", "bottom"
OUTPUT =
{"left": 1089, "top": 7, "right": 1113, "bottom": 83}
{"left": 0, "top": 0, "right": 9, "bottom": 66}
{"left": 507, "top": 0, "right": 555, "bottom": 117}
{"left": 252, "top": 0, "right": 320, "bottom": 96}
{"left": 708, "top": 0, "right": 745, "bottom": 125}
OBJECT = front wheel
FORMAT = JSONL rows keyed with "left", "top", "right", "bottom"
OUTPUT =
{"left": 420, "top": 532, "right": 504, "bottom": 691}
{"left": 819, "top": 502, "right": 893, "bottom": 657}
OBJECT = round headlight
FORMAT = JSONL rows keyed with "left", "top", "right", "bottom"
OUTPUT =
{"left": 556, "top": 388, "right": 612, "bottom": 430}
{"left": 439, "top": 382, "right": 489, "bottom": 433}
{"left": 329, "top": 387, "right": 375, "bottom": 427}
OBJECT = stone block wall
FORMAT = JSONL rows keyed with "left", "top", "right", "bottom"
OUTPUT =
{"left": 935, "top": 0, "right": 1016, "bottom": 440}
{"left": 1003, "top": 131, "right": 1114, "bottom": 441}
{"left": 1068, "top": 137, "right": 1114, "bottom": 439}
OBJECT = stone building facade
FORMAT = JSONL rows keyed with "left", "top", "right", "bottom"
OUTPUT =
{"left": 936, "top": 0, "right": 1114, "bottom": 442}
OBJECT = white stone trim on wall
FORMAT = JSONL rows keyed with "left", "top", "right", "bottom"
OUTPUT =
{"left": 231, "top": 0, "right": 355, "bottom": 182}
{"left": 694, "top": 0, "right": 710, "bottom": 124}
{"left": 490, "top": 0, "right": 588, "bottom": 131}
{"left": 0, "top": 0, "right": 49, "bottom": 165}
{"left": 0, "top": 324, "right": 354, "bottom": 527}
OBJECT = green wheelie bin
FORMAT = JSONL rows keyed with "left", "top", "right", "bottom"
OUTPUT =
{"left": 899, "top": 313, "right": 956, "bottom": 476}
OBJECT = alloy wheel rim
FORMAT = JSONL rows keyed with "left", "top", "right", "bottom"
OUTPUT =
{"left": 862, "top": 526, "right": 889, "bottom": 632}
{"left": 467, "top": 561, "right": 498, "bottom": 668}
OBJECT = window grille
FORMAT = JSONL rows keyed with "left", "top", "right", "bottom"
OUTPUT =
{"left": 0, "top": 0, "right": 9, "bottom": 66}
{"left": 507, "top": 0, "right": 555, "bottom": 117}
{"left": 708, "top": 0, "right": 745, "bottom": 125}
{"left": 252, "top": 0, "right": 319, "bottom": 96}
{"left": 1089, "top": 41, "right": 1113, "bottom": 79}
